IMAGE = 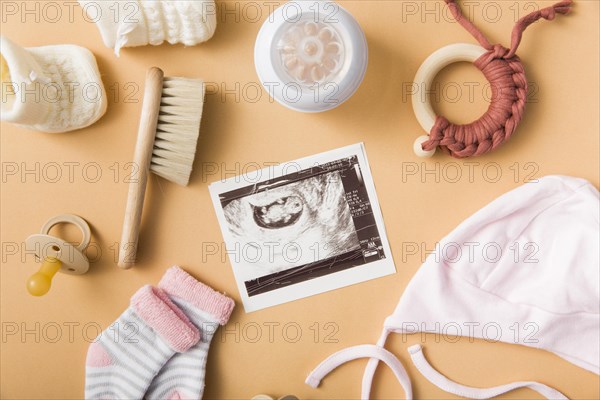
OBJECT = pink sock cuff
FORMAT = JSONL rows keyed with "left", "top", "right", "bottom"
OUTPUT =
{"left": 131, "top": 285, "right": 200, "bottom": 352}
{"left": 159, "top": 266, "right": 235, "bottom": 325}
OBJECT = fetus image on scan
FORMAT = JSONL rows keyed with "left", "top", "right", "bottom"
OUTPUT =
{"left": 222, "top": 171, "right": 360, "bottom": 281}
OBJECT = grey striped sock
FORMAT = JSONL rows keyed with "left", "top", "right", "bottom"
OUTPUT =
{"left": 85, "top": 285, "right": 200, "bottom": 400}
{"left": 144, "top": 266, "right": 235, "bottom": 400}
{"left": 145, "top": 301, "right": 219, "bottom": 400}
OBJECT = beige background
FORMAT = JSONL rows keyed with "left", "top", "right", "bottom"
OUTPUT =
{"left": 1, "top": 1, "right": 599, "bottom": 399}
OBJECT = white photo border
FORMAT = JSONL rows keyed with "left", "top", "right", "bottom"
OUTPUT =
{"left": 209, "top": 143, "right": 396, "bottom": 312}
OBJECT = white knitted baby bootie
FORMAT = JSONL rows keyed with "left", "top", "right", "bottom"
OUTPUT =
{"left": 1, "top": 36, "right": 107, "bottom": 133}
{"left": 79, "top": 0, "right": 217, "bottom": 56}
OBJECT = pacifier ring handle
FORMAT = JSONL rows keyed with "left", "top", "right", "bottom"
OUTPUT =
{"left": 40, "top": 214, "right": 91, "bottom": 252}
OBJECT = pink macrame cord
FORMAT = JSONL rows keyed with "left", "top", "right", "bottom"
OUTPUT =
{"left": 421, "top": 0, "right": 573, "bottom": 158}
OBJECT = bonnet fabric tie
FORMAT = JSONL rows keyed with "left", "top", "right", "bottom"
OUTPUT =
{"left": 417, "top": 0, "right": 573, "bottom": 157}
{"left": 305, "top": 175, "right": 599, "bottom": 399}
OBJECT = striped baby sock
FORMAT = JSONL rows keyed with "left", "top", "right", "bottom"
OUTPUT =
{"left": 85, "top": 285, "right": 200, "bottom": 400}
{"left": 145, "top": 266, "right": 235, "bottom": 400}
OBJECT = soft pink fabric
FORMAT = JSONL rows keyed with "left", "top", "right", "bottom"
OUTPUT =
{"left": 385, "top": 176, "right": 600, "bottom": 371}
{"left": 307, "top": 176, "right": 599, "bottom": 399}
{"left": 153, "top": 285, "right": 202, "bottom": 342}
{"left": 86, "top": 342, "right": 112, "bottom": 367}
{"left": 159, "top": 266, "right": 235, "bottom": 325}
{"left": 368, "top": 176, "right": 599, "bottom": 394}
{"left": 168, "top": 391, "right": 182, "bottom": 400}
{"left": 130, "top": 285, "right": 200, "bottom": 352}
{"left": 421, "top": 0, "right": 573, "bottom": 158}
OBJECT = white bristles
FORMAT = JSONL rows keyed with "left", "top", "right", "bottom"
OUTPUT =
{"left": 150, "top": 76, "right": 205, "bottom": 186}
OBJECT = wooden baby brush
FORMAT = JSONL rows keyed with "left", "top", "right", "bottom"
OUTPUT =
{"left": 118, "top": 67, "right": 204, "bottom": 269}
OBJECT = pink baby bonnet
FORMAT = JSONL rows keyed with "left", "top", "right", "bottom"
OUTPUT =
{"left": 307, "top": 175, "right": 599, "bottom": 399}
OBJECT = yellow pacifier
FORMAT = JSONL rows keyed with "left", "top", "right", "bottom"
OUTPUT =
{"left": 26, "top": 214, "right": 91, "bottom": 296}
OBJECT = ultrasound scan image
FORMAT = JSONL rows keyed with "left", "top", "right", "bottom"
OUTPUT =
{"left": 222, "top": 171, "right": 360, "bottom": 281}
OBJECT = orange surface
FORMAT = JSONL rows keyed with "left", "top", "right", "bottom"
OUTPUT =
{"left": 1, "top": 1, "right": 599, "bottom": 399}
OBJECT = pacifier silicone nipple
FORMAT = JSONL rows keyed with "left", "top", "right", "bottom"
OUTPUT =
{"left": 278, "top": 21, "right": 344, "bottom": 85}
{"left": 27, "top": 256, "right": 62, "bottom": 296}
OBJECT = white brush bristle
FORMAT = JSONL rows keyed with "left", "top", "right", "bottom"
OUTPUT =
{"left": 150, "top": 76, "right": 205, "bottom": 186}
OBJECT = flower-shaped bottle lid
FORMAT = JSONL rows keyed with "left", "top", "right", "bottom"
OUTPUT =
{"left": 255, "top": 1, "right": 368, "bottom": 113}
{"left": 277, "top": 20, "right": 345, "bottom": 85}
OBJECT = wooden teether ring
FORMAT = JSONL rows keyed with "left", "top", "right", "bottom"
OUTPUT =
{"left": 412, "top": 0, "right": 574, "bottom": 158}
{"left": 412, "top": 43, "right": 527, "bottom": 158}
{"left": 413, "top": 43, "right": 485, "bottom": 158}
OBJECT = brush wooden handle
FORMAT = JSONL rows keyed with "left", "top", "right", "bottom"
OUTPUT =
{"left": 118, "top": 67, "right": 164, "bottom": 269}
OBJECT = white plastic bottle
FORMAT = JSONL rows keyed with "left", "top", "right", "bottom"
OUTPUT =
{"left": 254, "top": 1, "right": 368, "bottom": 113}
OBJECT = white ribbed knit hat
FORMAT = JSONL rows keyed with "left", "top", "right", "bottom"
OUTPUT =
{"left": 79, "top": 0, "right": 217, "bottom": 56}
{"left": 1, "top": 36, "right": 107, "bottom": 133}
{"left": 307, "top": 175, "right": 600, "bottom": 399}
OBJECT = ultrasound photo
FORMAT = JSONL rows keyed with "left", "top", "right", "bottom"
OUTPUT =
{"left": 210, "top": 144, "right": 396, "bottom": 312}
{"left": 222, "top": 171, "right": 361, "bottom": 281}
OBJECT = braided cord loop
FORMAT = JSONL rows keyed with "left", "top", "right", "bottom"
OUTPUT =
{"left": 421, "top": 0, "right": 573, "bottom": 158}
